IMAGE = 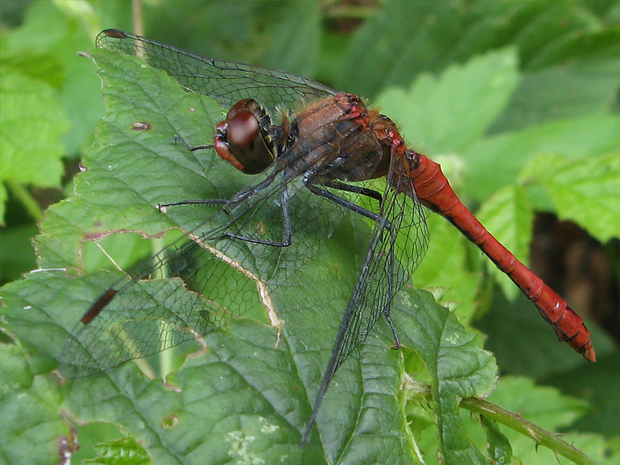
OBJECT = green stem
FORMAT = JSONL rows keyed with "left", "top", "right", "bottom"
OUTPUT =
{"left": 460, "top": 396, "right": 597, "bottom": 465}
{"left": 6, "top": 180, "right": 43, "bottom": 222}
{"left": 151, "top": 236, "right": 173, "bottom": 378}
{"left": 405, "top": 377, "right": 596, "bottom": 465}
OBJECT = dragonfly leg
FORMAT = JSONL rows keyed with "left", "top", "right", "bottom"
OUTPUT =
{"left": 158, "top": 198, "right": 228, "bottom": 210}
{"left": 159, "top": 167, "right": 294, "bottom": 246}
{"left": 385, "top": 314, "right": 401, "bottom": 350}
{"left": 308, "top": 180, "right": 403, "bottom": 346}
{"left": 320, "top": 179, "right": 383, "bottom": 202}
{"left": 305, "top": 183, "right": 383, "bottom": 223}
{"left": 158, "top": 175, "right": 278, "bottom": 210}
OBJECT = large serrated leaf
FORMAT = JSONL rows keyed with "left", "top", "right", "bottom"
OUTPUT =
{"left": 393, "top": 288, "right": 498, "bottom": 464}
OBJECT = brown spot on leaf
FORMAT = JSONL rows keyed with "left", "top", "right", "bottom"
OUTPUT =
{"left": 131, "top": 121, "right": 152, "bottom": 131}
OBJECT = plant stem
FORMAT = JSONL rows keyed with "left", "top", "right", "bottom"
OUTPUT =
{"left": 460, "top": 396, "right": 597, "bottom": 465}
{"left": 6, "top": 180, "right": 43, "bottom": 222}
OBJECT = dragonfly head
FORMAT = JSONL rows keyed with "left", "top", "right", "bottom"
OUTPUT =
{"left": 214, "top": 99, "right": 277, "bottom": 174}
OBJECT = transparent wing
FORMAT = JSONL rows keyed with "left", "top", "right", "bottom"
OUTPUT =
{"left": 303, "top": 153, "right": 429, "bottom": 438}
{"left": 331, "top": 167, "right": 429, "bottom": 373}
{"left": 96, "top": 29, "right": 337, "bottom": 113}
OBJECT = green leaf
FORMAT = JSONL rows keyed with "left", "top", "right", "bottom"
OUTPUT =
{"left": 393, "top": 289, "right": 497, "bottom": 464}
{"left": 476, "top": 185, "right": 534, "bottom": 299}
{"left": 0, "top": 338, "right": 73, "bottom": 464}
{"left": 0, "top": 51, "right": 65, "bottom": 89}
{"left": 464, "top": 113, "right": 620, "bottom": 203}
{"left": 522, "top": 19, "right": 620, "bottom": 70}
{"left": 392, "top": 292, "right": 497, "bottom": 463}
{"left": 337, "top": 0, "right": 608, "bottom": 97}
{"left": 337, "top": 0, "right": 467, "bottom": 96}
{"left": 0, "top": 69, "right": 69, "bottom": 221}
{"left": 4, "top": 0, "right": 105, "bottom": 155}
{"left": 142, "top": 1, "right": 322, "bottom": 79}
{"left": 480, "top": 416, "right": 519, "bottom": 465}
{"left": 376, "top": 47, "right": 520, "bottom": 154}
{"left": 520, "top": 152, "right": 620, "bottom": 243}
{"left": 33, "top": 47, "right": 223, "bottom": 270}
{"left": 262, "top": 1, "right": 321, "bottom": 76}
{"left": 3, "top": 236, "right": 430, "bottom": 464}
{"left": 84, "top": 437, "right": 150, "bottom": 464}
{"left": 492, "top": 55, "right": 620, "bottom": 132}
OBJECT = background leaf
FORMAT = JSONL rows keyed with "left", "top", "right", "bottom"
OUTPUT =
{"left": 0, "top": 69, "right": 69, "bottom": 221}
{"left": 376, "top": 47, "right": 520, "bottom": 154}
{"left": 521, "top": 152, "right": 620, "bottom": 243}
{"left": 464, "top": 114, "right": 620, "bottom": 203}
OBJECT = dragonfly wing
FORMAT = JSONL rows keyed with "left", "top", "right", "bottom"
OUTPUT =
{"left": 58, "top": 239, "right": 235, "bottom": 378}
{"left": 333, "top": 179, "right": 428, "bottom": 374}
{"left": 303, "top": 161, "right": 429, "bottom": 440}
{"left": 96, "top": 30, "right": 337, "bottom": 113}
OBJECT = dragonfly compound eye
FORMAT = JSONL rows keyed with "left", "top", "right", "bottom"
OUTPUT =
{"left": 214, "top": 100, "right": 277, "bottom": 175}
{"left": 228, "top": 110, "right": 260, "bottom": 147}
{"left": 227, "top": 98, "right": 252, "bottom": 120}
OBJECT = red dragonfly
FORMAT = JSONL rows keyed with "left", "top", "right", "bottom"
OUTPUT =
{"left": 59, "top": 29, "right": 595, "bottom": 443}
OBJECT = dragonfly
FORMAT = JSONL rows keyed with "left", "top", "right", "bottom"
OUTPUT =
{"left": 59, "top": 29, "right": 596, "bottom": 444}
